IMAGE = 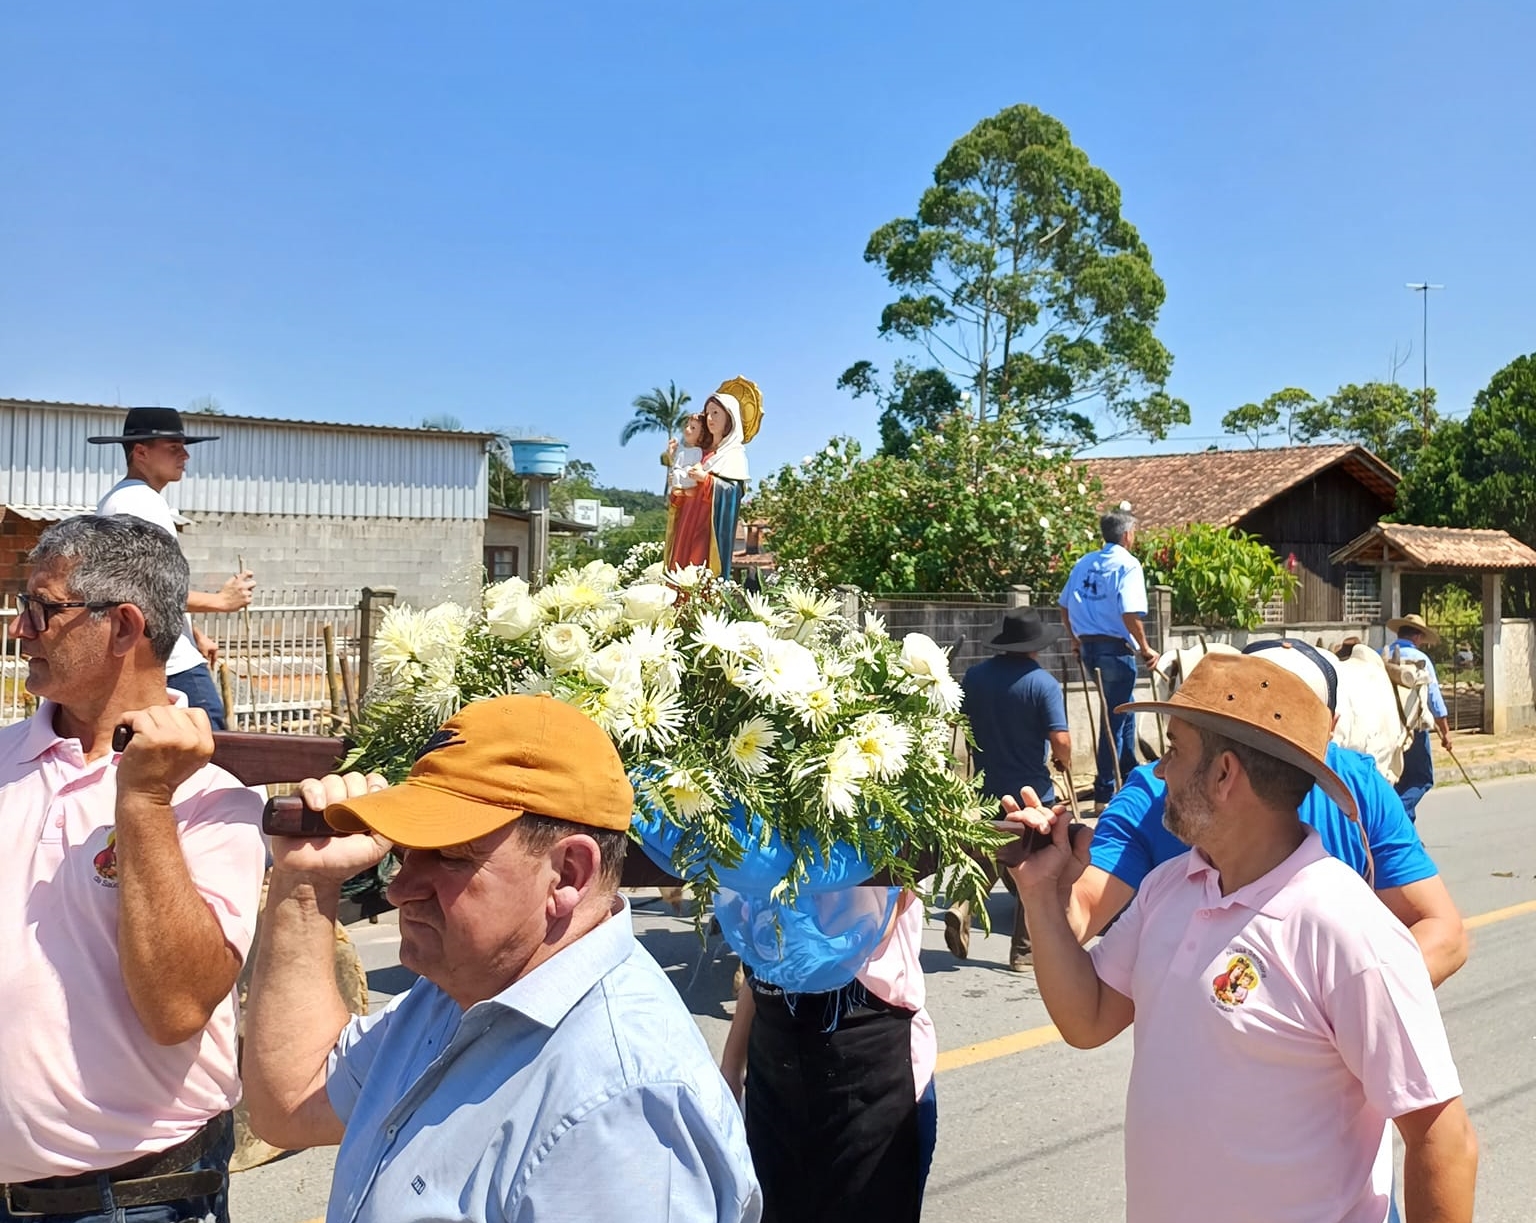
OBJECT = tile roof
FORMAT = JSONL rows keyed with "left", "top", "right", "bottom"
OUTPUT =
{"left": 1080, "top": 444, "right": 1400, "bottom": 529}
{"left": 1330, "top": 524, "right": 1536, "bottom": 571}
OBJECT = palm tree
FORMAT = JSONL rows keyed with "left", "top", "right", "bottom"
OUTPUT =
{"left": 620, "top": 381, "right": 691, "bottom": 447}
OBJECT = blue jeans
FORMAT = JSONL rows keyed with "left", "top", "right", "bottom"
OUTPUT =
{"left": 167, "top": 664, "right": 226, "bottom": 732}
{"left": 1394, "top": 730, "right": 1434, "bottom": 822}
{"left": 0, "top": 1117, "right": 232, "bottom": 1223}
{"left": 1082, "top": 642, "right": 1139, "bottom": 801}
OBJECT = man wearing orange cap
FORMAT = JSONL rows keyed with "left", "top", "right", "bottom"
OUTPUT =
{"left": 1007, "top": 654, "right": 1477, "bottom": 1223}
{"left": 243, "top": 694, "right": 761, "bottom": 1223}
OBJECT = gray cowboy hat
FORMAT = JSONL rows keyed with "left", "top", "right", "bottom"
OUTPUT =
{"left": 87, "top": 406, "right": 219, "bottom": 445}
{"left": 988, "top": 608, "right": 1061, "bottom": 654}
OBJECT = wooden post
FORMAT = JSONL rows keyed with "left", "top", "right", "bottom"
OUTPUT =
{"left": 339, "top": 653, "right": 361, "bottom": 726}
{"left": 1381, "top": 566, "right": 1403, "bottom": 623}
{"left": 323, "top": 623, "right": 346, "bottom": 732}
{"left": 237, "top": 554, "right": 257, "bottom": 724}
{"left": 1151, "top": 584, "right": 1174, "bottom": 655}
{"left": 836, "top": 584, "right": 863, "bottom": 626}
{"left": 1483, "top": 572, "right": 1504, "bottom": 735}
{"left": 357, "top": 587, "right": 397, "bottom": 699}
{"left": 218, "top": 661, "right": 236, "bottom": 729}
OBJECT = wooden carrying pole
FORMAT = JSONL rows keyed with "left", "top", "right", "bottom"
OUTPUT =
{"left": 1092, "top": 665, "right": 1124, "bottom": 791}
{"left": 237, "top": 554, "right": 257, "bottom": 726}
{"left": 323, "top": 623, "right": 346, "bottom": 732}
{"left": 338, "top": 652, "right": 361, "bottom": 726}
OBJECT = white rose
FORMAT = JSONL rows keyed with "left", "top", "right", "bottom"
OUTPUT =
{"left": 585, "top": 641, "right": 643, "bottom": 693}
{"left": 640, "top": 561, "right": 666, "bottom": 581}
{"left": 483, "top": 576, "right": 530, "bottom": 607}
{"left": 541, "top": 622, "right": 592, "bottom": 673}
{"left": 622, "top": 583, "right": 678, "bottom": 624}
{"left": 486, "top": 592, "right": 541, "bottom": 641}
{"left": 898, "top": 632, "right": 950, "bottom": 681}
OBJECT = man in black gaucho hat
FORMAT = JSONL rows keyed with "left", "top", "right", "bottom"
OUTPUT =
{"left": 88, "top": 408, "right": 256, "bottom": 729}
{"left": 945, "top": 608, "right": 1072, "bottom": 969}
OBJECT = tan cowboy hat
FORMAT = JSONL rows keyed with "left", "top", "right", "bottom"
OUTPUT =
{"left": 1118, "top": 652, "right": 1357, "bottom": 819}
{"left": 1386, "top": 614, "right": 1440, "bottom": 647}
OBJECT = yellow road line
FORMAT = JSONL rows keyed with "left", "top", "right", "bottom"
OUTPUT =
{"left": 1465, "top": 897, "right": 1536, "bottom": 929}
{"left": 935, "top": 893, "right": 1536, "bottom": 1075}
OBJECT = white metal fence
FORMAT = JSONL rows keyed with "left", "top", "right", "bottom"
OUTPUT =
{"left": 1, "top": 590, "right": 363, "bottom": 732}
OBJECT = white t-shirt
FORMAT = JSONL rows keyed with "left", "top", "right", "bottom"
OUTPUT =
{"left": 95, "top": 479, "right": 203, "bottom": 676}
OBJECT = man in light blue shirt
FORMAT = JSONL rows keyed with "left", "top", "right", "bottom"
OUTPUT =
{"left": 1058, "top": 510, "right": 1158, "bottom": 805}
{"left": 1383, "top": 614, "right": 1453, "bottom": 822}
{"left": 244, "top": 695, "right": 761, "bottom": 1223}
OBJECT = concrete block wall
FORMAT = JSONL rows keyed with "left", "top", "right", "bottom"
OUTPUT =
{"left": 179, "top": 513, "right": 486, "bottom": 607}
{"left": 1501, "top": 620, "right": 1536, "bottom": 730}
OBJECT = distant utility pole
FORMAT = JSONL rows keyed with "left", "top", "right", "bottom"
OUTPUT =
{"left": 1406, "top": 281, "right": 1444, "bottom": 440}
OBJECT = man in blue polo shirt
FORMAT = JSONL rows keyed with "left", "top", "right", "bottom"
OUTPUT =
{"left": 1384, "top": 614, "right": 1454, "bottom": 822}
{"left": 1004, "top": 639, "right": 1468, "bottom": 987}
{"left": 950, "top": 608, "right": 1072, "bottom": 968}
{"left": 1058, "top": 510, "right": 1159, "bottom": 808}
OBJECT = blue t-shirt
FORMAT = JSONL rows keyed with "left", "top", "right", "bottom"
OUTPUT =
{"left": 1058, "top": 542, "right": 1148, "bottom": 641}
{"left": 1089, "top": 743, "right": 1436, "bottom": 892}
{"left": 961, "top": 655, "right": 1068, "bottom": 805}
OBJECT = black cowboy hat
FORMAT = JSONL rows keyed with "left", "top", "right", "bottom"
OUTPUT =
{"left": 86, "top": 406, "right": 219, "bottom": 445}
{"left": 988, "top": 608, "right": 1061, "bottom": 654}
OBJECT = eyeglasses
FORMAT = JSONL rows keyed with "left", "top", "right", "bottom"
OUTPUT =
{"left": 15, "top": 593, "right": 124, "bottom": 634}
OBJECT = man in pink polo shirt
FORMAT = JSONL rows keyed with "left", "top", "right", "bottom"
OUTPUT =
{"left": 1009, "top": 653, "right": 1477, "bottom": 1223}
{"left": 0, "top": 515, "right": 265, "bottom": 1222}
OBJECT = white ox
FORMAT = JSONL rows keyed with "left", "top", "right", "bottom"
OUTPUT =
{"left": 1147, "top": 639, "right": 1404, "bottom": 785}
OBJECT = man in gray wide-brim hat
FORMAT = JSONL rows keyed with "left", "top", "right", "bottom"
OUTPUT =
{"left": 947, "top": 608, "right": 1071, "bottom": 969}
{"left": 88, "top": 407, "right": 256, "bottom": 729}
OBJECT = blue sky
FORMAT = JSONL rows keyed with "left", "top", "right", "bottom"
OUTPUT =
{"left": 4, "top": 2, "right": 1533, "bottom": 493}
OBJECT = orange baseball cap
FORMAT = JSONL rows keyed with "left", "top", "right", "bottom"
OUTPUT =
{"left": 325, "top": 694, "right": 635, "bottom": 848}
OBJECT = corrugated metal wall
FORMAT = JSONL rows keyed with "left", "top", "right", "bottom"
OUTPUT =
{"left": 0, "top": 402, "right": 489, "bottom": 519}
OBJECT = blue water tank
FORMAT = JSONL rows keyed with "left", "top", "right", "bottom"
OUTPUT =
{"left": 508, "top": 438, "right": 568, "bottom": 477}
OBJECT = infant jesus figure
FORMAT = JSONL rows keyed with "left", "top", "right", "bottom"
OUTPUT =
{"left": 664, "top": 412, "right": 713, "bottom": 495}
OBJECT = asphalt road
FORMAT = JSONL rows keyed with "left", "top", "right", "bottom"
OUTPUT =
{"left": 231, "top": 775, "right": 1536, "bottom": 1222}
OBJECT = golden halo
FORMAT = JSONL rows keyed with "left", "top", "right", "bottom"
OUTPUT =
{"left": 714, "top": 376, "right": 763, "bottom": 442}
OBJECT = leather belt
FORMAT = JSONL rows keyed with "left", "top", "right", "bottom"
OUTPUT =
{"left": 2, "top": 1113, "right": 229, "bottom": 1216}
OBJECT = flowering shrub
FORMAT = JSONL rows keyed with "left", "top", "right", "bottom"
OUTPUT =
{"left": 346, "top": 548, "right": 999, "bottom": 906}
{"left": 750, "top": 415, "right": 1103, "bottom": 593}
{"left": 1139, "top": 523, "right": 1298, "bottom": 629}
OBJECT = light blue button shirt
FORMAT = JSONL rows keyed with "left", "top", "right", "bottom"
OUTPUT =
{"left": 1058, "top": 542, "right": 1148, "bottom": 641}
{"left": 325, "top": 898, "right": 761, "bottom": 1223}
{"left": 1384, "top": 638, "right": 1448, "bottom": 719}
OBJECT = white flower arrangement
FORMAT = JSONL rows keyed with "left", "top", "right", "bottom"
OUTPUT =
{"left": 348, "top": 548, "right": 998, "bottom": 904}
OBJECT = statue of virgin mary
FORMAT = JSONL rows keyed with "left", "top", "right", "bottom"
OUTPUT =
{"left": 663, "top": 376, "right": 762, "bottom": 579}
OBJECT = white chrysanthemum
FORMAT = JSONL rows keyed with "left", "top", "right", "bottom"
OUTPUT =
{"left": 579, "top": 603, "right": 624, "bottom": 641}
{"left": 726, "top": 716, "right": 779, "bottom": 776}
{"left": 621, "top": 582, "right": 678, "bottom": 624}
{"left": 624, "top": 624, "right": 683, "bottom": 690}
{"left": 692, "top": 610, "right": 743, "bottom": 657}
{"left": 664, "top": 769, "right": 712, "bottom": 817}
{"left": 418, "top": 652, "right": 462, "bottom": 722}
{"left": 742, "top": 589, "right": 787, "bottom": 627}
{"left": 667, "top": 564, "right": 711, "bottom": 592}
{"left": 788, "top": 685, "right": 839, "bottom": 732}
{"left": 733, "top": 619, "right": 776, "bottom": 659}
{"left": 541, "top": 622, "right": 592, "bottom": 673}
{"left": 584, "top": 640, "right": 643, "bottom": 693}
{"left": 745, "top": 638, "right": 822, "bottom": 702}
{"left": 820, "top": 653, "right": 856, "bottom": 682}
{"left": 374, "top": 606, "right": 430, "bottom": 679}
{"left": 720, "top": 655, "right": 754, "bottom": 691}
{"left": 616, "top": 687, "right": 686, "bottom": 750}
{"left": 420, "top": 603, "right": 471, "bottom": 662}
{"left": 851, "top": 712, "right": 913, "bottom": 780}
{"left": 572, "top": 683, "right": 629, "bottom": 734}
{"left": 863, "top": 611, "right": 889, "bottom": 639}
{"left": 820, "top": 739, "right": 870, "bottom": 816}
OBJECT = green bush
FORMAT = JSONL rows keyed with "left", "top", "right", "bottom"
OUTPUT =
{"left": 1140, "top": 523, "right": 1297, "bottom": 630}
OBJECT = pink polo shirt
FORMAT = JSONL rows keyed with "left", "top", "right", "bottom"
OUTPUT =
{"left": 1090, "top": 829, "right": 1461, "bottom": 1223}
{"left": 856, "top": 890, "right": 937, "bottom": 1097}
{"left": 0, "top": 699, "right": 266, "bottom": 1182}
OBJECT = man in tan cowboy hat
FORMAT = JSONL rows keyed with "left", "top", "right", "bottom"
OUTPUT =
{"left": 1008, "top": 653, "right": 1477, "bottom": 1223}
{"left": 1384, "top": 613, "right": 1452, "bottom": 822}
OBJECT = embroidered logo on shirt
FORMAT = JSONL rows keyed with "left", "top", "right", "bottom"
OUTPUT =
{"left": 1210, "top": 948, "right": 1266, "bottom": 1010}
{"left": 411, "top": 1176, "right": 426, "bottom": 1195}
{"left": 92, "top": 830, "right": 119, "bottom": 887}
